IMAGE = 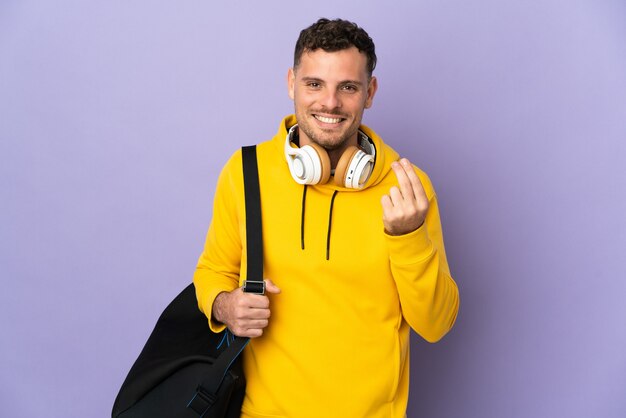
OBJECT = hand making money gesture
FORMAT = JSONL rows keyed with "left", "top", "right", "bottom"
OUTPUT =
{"left": 381, "top": 158, "right": 430, "bottom": 235}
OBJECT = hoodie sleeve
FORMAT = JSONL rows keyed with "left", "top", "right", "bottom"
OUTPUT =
{"left": 384, "top": 173, "right": 459, "bottom": 343}
{"left": 193, "top": 151, "right": 244, "bottom": 333}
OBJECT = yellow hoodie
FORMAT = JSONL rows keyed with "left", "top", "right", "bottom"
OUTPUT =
{"left": 194, "top": 115, "right": 459, "bottom": 418}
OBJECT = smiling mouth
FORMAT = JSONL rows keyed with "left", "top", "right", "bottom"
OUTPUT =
{"left": 314, "top": 114, "right": 345, "bottom": 124}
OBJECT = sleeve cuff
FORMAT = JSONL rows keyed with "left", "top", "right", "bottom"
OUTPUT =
{"left": 200, "top": 287, "right": 232, "bottom": 334}
{"left": 384, "top": 222, "right": 434, "bottom": 264}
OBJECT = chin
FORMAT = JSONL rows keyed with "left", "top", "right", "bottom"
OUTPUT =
{"left": 325, "top": 139, "right": 351, "bottom": 150}
{"left": 312, "top": 133, "right": 348, "bottom": 150}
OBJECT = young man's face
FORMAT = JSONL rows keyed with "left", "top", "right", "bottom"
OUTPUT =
{"left": 288, "top": 47, "right": 377, "bottom": 152}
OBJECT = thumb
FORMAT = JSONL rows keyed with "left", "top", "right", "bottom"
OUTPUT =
{"left": 264, "top": 279, "right": 281, "bottom": 294}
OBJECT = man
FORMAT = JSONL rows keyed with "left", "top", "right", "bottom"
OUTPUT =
{"left": 194, "top": 18, "right": 459, "bottom": 418}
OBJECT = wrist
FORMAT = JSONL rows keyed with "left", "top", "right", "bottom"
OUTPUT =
{"left": 212, "top": 291, "right": 229, "bottom": 324}
{"left": 384, "top": 220, "right": 425, "bottom": 236}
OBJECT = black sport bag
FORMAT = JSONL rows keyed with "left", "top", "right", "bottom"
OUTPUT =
{"left": 112, "top": 146, "right": 264, "bottom": 417}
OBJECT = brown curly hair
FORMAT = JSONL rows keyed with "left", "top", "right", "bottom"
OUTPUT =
{"left": 294, "top": 18, "right": 377, "bottom": 77}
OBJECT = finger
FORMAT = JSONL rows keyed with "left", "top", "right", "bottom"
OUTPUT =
{"left": 242, "top": 318, "right": 269, "bottom": 329}
{"left": 381, "top": 194, "right": 394, "bottom": 214}
{"left": 391, "top": 161, "right": 415, "bottom": 201}
{"left": 241, "top": 305, "right": 271, "bottom": 319}
{"left": 232, "top": 325, "right": 264, "bottom": 338}
{"left": 388, "top": 186, "right": 403, "bottom": 207}
{"left": 264, "top": 279, "right": 281, "bottom": 294}
{"left": 243, "top": 294, "right": 270, "bottom": 309}
{"left": 399, "top": 159, "right": 428, "bottom": 203}
{"left": 247, "top": 328, "right": 264, "bottom": 338}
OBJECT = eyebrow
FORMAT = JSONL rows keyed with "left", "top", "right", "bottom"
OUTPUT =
{"left": 300, "top": 76, "right": 364, "bottom": 85}
{"left": 301, "top": 77, "right": 324, "bottom": 83}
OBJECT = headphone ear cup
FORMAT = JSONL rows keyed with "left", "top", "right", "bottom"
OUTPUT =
{"left": 306, "top": 143, "right": 332, "bottom": 184}
{"left": 333, "top": 146, "right": 360, "bottom": 187}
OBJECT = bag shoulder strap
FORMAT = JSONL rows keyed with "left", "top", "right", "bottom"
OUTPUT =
{"left": 242, "top": 145, "right": 264, "bottom": 294}
{"left": 189, "top": 145, "right": 263, "bottom": 412}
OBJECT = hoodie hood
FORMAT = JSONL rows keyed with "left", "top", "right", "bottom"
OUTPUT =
{"left": 273, "top": 114, "right": 399, "bottom": 192}
{"left": 271, "top": 115, "right": 401, "bottom": 259}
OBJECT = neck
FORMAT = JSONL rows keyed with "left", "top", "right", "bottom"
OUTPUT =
{"left": 297, "top": 129, "right": 360, "bottom": 169}
{"left": 327, "top": 138, "right": 358, "bottom": 169}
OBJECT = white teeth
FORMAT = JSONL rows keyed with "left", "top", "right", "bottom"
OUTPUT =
{"left": 315, "top": 115, "right": 342, "bottom": 124}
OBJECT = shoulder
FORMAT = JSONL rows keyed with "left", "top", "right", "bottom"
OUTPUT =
{"left": 214, "top": 148, "right": 244, "bottom": 193}
{"left": 219, "top": 137, "right": 280, "bottom": 183}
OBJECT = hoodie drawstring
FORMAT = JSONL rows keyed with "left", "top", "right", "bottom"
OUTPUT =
{"left": 299, "top": 186, "right": 339, "bottom": 261}
{"left": 300, "top": 185, "right": 308, "bottom": 250}
{"left": 326, "top": 190, "right": 339, "bottom": 260}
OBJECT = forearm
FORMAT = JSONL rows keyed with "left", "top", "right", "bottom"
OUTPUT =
{"left": 390, "top": 238, "right": 459, "bottom": 342}
{"left": 386, "top": 195, "right": 459, "bottom": 342}
{"left": 193, "top": 151, "right": 246, "bottom": 331}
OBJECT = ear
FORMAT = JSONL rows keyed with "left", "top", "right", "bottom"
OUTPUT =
{"left": 364, "top": 76, "right": 378, "bottom": 109}
{"left": 287, "top": 68, "right": 295, "bottom": 100}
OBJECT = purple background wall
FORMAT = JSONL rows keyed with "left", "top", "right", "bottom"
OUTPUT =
{"left": 1, "top": 1, "right": 625, "bottom": 417}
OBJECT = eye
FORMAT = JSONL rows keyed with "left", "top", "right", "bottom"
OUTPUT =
{"left": 341, "top": 84, "right": 358, "bottom": 92}
{"left": 306, "top": 82, "right": 321, "bottom": 89}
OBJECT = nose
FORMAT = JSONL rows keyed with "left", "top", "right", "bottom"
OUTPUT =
{"left": 319, "top": 88, "right": 341, "bottom": 110}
